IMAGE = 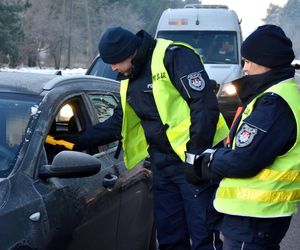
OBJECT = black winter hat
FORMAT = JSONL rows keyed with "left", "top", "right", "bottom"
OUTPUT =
{"left": 241, "top": 24, "right": 295, "bottom": 68}
{"left": 98, "top": 27, "right": 140, "bottom": 64}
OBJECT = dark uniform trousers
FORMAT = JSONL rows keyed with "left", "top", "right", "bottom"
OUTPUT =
{"left": 152, "top": 164, "right": 223, "bottom": 250}
{"left": 222, "top": 216, "right": 292, "bottom": 250}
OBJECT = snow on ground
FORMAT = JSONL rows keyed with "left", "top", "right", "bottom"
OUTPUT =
{"left": 1, "top": 59, "right": 299, "bottom": 76}
{"left": 1, "top": 66, "right": 87, "bottom": 75}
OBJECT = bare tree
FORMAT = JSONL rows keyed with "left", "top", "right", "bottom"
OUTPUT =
{"left": 20, "top": 0, "right": 185, "bottom": 68}
{"left": 22, "top": 0, "right": 66, "bottom": 68}
{"left": 93, "top": 2, "right": 146, "bottom": 58}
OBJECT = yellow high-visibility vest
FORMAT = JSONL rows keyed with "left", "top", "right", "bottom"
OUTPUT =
{"left": 214, "top": 79, "right": 300, "bottom": 217}
{"left": 121, "top": 39, "right": 229, "bottom": 169}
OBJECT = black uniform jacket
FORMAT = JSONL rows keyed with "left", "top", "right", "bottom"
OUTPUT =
{"left": 210, "top": 66, "right": 296, "bottom": 242}
{"left": 211, "top": 66, "right": 296, "bottom": 178}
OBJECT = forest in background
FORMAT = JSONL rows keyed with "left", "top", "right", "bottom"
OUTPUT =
{"left": 0, "top": 0, "right": 299, "bottom": 69}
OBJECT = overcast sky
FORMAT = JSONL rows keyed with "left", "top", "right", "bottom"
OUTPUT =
{"left": 200, "top": 0, "right": 288, "bottom": 38}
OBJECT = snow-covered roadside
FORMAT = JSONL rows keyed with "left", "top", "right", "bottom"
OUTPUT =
{"left": 1, "top": 59, "right": 299, "bottom": 76}
{"left": 0, "top": 67, "right": 87, "bottom": 76}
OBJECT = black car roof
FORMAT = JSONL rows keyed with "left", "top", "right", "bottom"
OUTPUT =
{"left": 0, "top": 72, "right": 57, "bottom": 94}
{"left": 0, "top": 71, "right": 119, "bottom": 95}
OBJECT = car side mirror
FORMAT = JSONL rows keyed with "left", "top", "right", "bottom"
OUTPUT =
{"left": 39, "top": 151, "right": 101, "bottom": 179}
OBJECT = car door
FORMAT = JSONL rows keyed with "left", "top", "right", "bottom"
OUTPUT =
{"left": 0, "top": 169, "right": 52, "bottom": 250}
{"left": 0, "top": 93, "right": 55, "bottom": 250}
{"left": 0, "top": 76, "right": 149, "bottom": 250}
{"left": 41, "top": 83, "right": 153, "bottom": 249}
{"left": 85, "top": 93, "right": 155, "bottom": 250}
{"left": 41, "top": 91, "right": 122, "bottom": 250}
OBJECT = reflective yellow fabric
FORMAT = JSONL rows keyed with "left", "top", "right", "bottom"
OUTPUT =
{"left": 217, "top": 186, "right": 300, "bottom": 203}
{"left": 120, "top": 80, "right": 149, "bottom": 169}
{"left": 120, "top": 38, "right": 228, "bottom": 168}
{"left": 152, "top": 39, "right": 229, "bottom": 161}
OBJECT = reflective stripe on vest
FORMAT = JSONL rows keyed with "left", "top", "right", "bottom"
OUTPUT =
{"left": 120, "top": 81, "right": 149, "bottom": 169}
{"left": 121, "top": 38, "right": 229, "bottom": 169}
{"left": 214, "top": 79, "right": 300, "bottom": 217}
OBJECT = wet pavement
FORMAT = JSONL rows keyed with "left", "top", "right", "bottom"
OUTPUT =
{"left": 281, "top": 72, "right": 300, "bottom": 250}
{"left": 280, "top": 206, "right": 300, "bottom": 250}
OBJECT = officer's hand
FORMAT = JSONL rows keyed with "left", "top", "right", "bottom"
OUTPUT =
{"left": 185, "top": 149, "right": 222, "bottom": 185}
{"left": 195, "top": 149, "right": 222, "bottom": 181}
{"left": 184, "top": 163, "right": 204, "bottom": 185}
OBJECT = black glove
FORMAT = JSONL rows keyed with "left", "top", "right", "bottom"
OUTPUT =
{"left": 184, "top": 149, "right": 222, "bottom": 185}
{"left": 184, "top": 163, "right": 204, "bottom": 185}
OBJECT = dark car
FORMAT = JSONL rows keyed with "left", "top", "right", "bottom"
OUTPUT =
{"left": 86, "top": 55, "right": 240, "bottom": 126}
{"left": 0, "top": 72, "right": 154, "bottom": 250}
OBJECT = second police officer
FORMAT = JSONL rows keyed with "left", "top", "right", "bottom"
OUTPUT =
{"left": 185, "top": 24, "right": 300, "bottom": 250}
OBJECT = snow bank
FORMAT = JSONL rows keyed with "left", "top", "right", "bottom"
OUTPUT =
{"left": 0, "top": 67, "right": 87, "bottom": 76}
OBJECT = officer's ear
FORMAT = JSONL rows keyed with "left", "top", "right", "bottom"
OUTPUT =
{"left": 130, "top": 50, "right": 138, "bottom": 64}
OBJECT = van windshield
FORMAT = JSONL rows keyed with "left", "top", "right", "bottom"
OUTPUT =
{"left": 157, "top": 31, "right": 238, "bottom": 64}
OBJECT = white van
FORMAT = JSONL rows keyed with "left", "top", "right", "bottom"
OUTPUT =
{"left": 155, "top": 4, "right": 243, "bottom": 123}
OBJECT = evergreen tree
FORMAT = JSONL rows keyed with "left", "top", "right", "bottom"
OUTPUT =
{"left": 280, "top": 0, "right": 300, "bottom": 58}
{"left": 0, "top": 2, "right": 24, "bottom": 67}
{"left": 263, "top": 4, "right": 283, "bottom": 25}
{"left": 264, "top": 0, "right": 300, "bottom": 58}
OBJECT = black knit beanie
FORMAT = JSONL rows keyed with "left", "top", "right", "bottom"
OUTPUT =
{"left": 241, "top": 25, "right": 295, "bottom": 68}
{"left": 98, "top": 27, "right": 140, "bottom": 64}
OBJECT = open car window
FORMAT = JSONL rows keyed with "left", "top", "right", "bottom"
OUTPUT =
{"left": 88, "top": 94, "right": 118, "bottom": 122}
{"left": 44, "top": 94, "right": 119, "bottom": 163}
{"left": 45, "top": 97, "right": 87, "bottom": 163}
{"left": 88, "top": 94, "right": 119, "bottom": 151}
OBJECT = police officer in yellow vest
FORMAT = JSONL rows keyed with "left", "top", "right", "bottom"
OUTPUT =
{"left": 185, "top": 25, "right": 300, "bottom": 250}
{"left": 67, "top": 27, "right": 229, "bottom": 249}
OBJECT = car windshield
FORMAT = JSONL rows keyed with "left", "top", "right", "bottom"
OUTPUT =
{"left": 157, "top": 31, "right": 238, "bottom": 64}
{"left": 87, "top": 57, "right": 118, "bottom": 80}
{"left": 0, "top": 93, "right": 40, "bottom": 178}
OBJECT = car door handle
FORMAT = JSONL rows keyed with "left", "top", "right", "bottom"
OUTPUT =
{"left": 103, "top": 173, "right": 118, "bottom": 190}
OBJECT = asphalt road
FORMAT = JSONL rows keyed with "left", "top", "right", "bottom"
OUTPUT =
{"left": 280, "top": 205, "right": 300, "bottom": 250}
{"left": 280, "top": 70, "right": 300, "bottom": 250}
{"left": 295, "top": 71, "right": 300, "bottom": 83}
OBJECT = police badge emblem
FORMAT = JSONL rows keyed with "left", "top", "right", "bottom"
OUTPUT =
{"left": 236, "top": 124, "right": 258, "bottom": 147}
{"left": 187, "top": 71, "right": 205, "bottom": 91}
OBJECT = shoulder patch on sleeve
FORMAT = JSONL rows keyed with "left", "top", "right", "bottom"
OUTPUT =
{"left": 187, "top": 71, "right": 205, "bottom": 91}
{"left": 236, "top": 123, "right": 258, "bottom": 147}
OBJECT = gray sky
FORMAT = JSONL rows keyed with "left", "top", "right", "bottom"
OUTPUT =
{"left": 201, "top": 0, "right": 288, "bottom": 37}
